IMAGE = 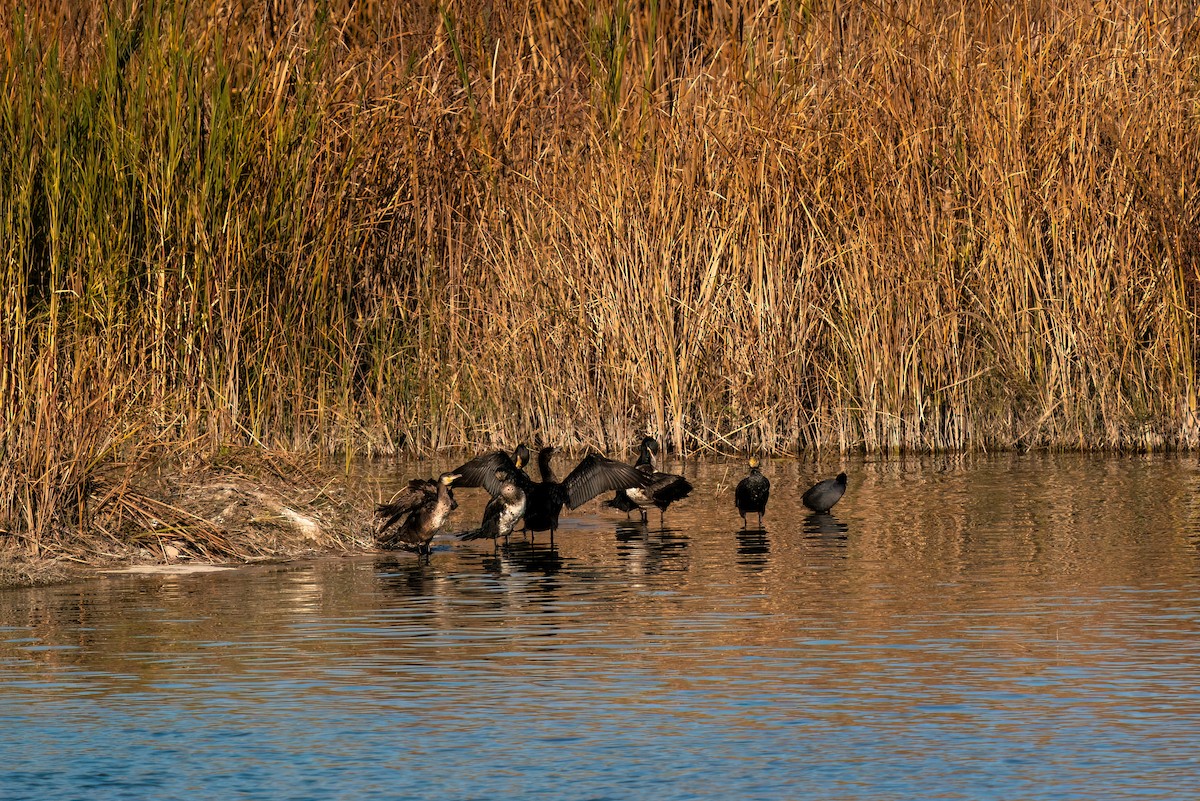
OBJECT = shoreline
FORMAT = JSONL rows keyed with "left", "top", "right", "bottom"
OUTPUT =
{"left": 0, "top": 450, "right": 377, "bottom": 591}
{"left": 3, "top": 448, "right": 1197, "bottom": 591}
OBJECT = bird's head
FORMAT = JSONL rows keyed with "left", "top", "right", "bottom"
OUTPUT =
{"left": 748, "top": 456, "right": 760, "bottom": 469}
{"left": 439, "top": 472, "right": 462, "bottom": 486}
{"left": 513, "top": 443, "right": 530, "bottom": 469}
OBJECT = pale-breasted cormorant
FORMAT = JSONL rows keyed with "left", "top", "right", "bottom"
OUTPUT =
{"left": 607, "top": 436, "right": 693, "bottom": 524}
{"left": 452, "top": 444, "right": 532, "bottom": 492}
{"left": 460, "top": 467, "right": 527, "bottom": 544}
{"left": 375, "top": 472, "right": 461, "bottom": 554}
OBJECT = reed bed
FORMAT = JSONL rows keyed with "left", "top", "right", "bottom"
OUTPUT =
{"left": 1, "top": 0, "right": 1199, "bottom": 548}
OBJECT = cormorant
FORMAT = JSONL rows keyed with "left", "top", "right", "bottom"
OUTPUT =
{"left": 607, "top": 436, "right": 693, "bottom": 524}
{"left": 528, "top": 446, "right": 652, "bottom": 537}
{"left": 464, "top": 445, "right": 650, "bottom": 538}
{"left": 734, "top": 456, "right": 770, "bottom": 526}
{"left": 375, "top": 472, "right": 461, "bottom": 555}
{"left": 460, "top": 467, "right": 527, "bottom": 545}
{"left": 802, "top": 472, "right": 847, "bottom": 513}
{"left": 603, "top": 488, "right": 640, "bottom": 517}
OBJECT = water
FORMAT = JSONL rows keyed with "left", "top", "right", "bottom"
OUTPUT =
{"left": 3, "top": 454, "right": 1200, "bottom": 800}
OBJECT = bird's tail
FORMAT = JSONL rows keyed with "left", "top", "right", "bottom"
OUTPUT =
{"left": 656, "top": 477, "right": 693, "bottom": 503}
{"left": 603, "top": 490, "right": 638, "bottom": 512}
{"left": 458, "top": 528, "right": 494, "bottom": 541}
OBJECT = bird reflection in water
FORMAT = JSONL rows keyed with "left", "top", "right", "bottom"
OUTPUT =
{"left": 374, "top": 556, "right": 439, "bottom": 598}
{"left": 803, "top": 512, "right": 849, "bottom": 547}
{"left": 736, "top": 527, "right": 771, "bottom": 571}
{"left": 497, "top": 539, "right": 565, "bottom": 577}
{"left": 615, "top": 521, "right": 690, "bottom": 575}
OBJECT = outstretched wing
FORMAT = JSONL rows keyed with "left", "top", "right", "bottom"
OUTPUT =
{"left": 451, "top": 450, "right": 521, "bottom": 496}
{"left": 562, "top": 454, "right": 651, "bottom": 510}
{"left": 375, "top": 478, "right": 437, "bottom": 532}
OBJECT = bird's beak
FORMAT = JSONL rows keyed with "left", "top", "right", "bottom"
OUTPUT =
{"left": 447, "top": 473, "right": 462, "bottom": 484}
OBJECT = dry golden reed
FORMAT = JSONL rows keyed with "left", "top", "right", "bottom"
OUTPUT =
{"left": 1, "top": 0, "right": 1199, "bottom": 542}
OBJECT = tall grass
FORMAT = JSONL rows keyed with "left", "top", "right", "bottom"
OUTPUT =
{"left": 2, "top": 0, "right": 1199, "bottom": 544}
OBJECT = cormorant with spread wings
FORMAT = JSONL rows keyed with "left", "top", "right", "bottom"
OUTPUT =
{"left": 456, "top": 444, "right": 650, "bottom": 538}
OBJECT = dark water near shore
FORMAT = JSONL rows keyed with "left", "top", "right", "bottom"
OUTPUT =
{"left": 3, "top": 455, "right": 1200, "bottom": 799}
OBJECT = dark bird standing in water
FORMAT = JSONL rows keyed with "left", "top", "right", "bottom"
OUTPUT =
{"left": 734, "top": 456, "right": 770, "bottom": 526}
{"left": 602, "top": 485, "right": 640, "bottom": 517}
{"left": 802, "top": 472, "right": 847, "bottom": 513}
{"left": 606, "top": 436, "right": 693, "bottom": 525}
{"left": 375, "top": 472, "right": 461, "bottom": 555}
{"left": 460, "top": 467, "right": 527, "bottom": 545}
{"left": 526, "top": 446, "right": 650, "bottom": 538}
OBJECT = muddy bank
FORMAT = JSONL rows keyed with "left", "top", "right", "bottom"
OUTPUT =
{"left": 0, "top": 450, "right": 378, "bottom": 590}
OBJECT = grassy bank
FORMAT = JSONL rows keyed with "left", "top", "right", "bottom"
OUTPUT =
{"left": 2, "top": 0, "right": 1199, "bottom": 552}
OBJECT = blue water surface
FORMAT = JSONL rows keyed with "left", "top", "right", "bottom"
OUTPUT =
{"left": 3, "top": 454, "right": 1200, "bottom": 800}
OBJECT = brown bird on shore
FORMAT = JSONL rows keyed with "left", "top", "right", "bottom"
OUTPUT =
{"left": 734, "top": 457, "right": 770, "bottom": 526}
{"left": 802, "top": 472, "right": 847, "bottom": 513}
{"left": 606, "top": 437, "right": 693, "bottom": 525}
{"left": 375, "top": 472, "right": 461, "bottom": 556}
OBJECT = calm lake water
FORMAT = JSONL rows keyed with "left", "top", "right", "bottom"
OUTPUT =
{"left": 3, "top": 455, "right": 1200, "bottom": 799}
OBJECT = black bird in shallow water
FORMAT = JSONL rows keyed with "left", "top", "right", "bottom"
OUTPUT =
{"left": 375, "top": 472, "right": 461, "bottom": 555}
{"left": 606, "top": 437, "right": 693, "bottom": 525}
{"left": 734, "top": 456, "right": 770, "bottom": 526}
{"left": 460, "top": 468, "right": 527, "bottom": 545}
{"left": 802, "top": 472, "right": 847, "bottom": 513}
{"left": 602, "top": 486, "right": 640, "bottom": 517}
{"left": 525, "top": 446, "right": 649, "bottom": 538}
